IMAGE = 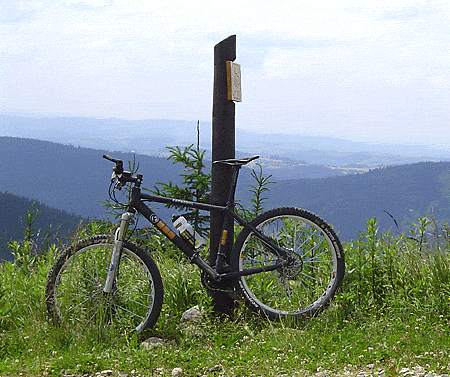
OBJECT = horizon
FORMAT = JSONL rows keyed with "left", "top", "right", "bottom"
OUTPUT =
{"left": 3, "top": 110, "right": 450, "bottom": 147}
{"left": 2, "top": 113, "right": 450, "bottom": 161}
{"left": 2, "top": 1, "right": 449, "bottom": 147}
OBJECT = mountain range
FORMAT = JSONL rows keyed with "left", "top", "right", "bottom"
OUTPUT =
{"left": 2, "top": 135, "right": 450, "bottom": 255}
{"left": 3, "top": 114, "right": 450, "bottom": 169}
{"left": 263, "top": 161, "right": 450, "bottom": 242}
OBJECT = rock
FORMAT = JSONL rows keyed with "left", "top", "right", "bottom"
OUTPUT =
{"left": 209, "top": 365, "right": 222, "bottom": 373}
{"left": 180, "top": 306, "right": 206, "bottom": 337}
{"left": 172, "top": 367, "right": 183, "bottom": 377}
{"left": 181, "top": 305, "right": 203, "bottom": 323}
{"left": 140, "top": 337, "right": 164, "bottom": 350}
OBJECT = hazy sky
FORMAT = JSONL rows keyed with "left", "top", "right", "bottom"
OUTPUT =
{"left": 1, "top": 0, "right": 449, "bottom": 145}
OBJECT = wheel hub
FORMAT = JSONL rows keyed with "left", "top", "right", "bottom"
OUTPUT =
{"left": 278, "top": 249, "right": 303, "bottom": 280}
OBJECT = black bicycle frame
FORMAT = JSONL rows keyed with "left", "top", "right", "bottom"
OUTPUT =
{"left": 126, "top": 185, "right": 290, "bottom": 282}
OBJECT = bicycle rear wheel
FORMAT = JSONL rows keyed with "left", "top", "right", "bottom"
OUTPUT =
{"left": 231, "top": 207, "right": 344, "bottom": 320}
{"left": 46, "top": 235, "right": 163, "bottom": 335}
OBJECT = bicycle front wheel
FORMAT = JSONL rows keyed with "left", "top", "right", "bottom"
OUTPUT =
{"left": 231, "top": 207, "right": 344, "bottom": 320}
{"left": 46, "top": 235, "right": 163, "bottom": 335}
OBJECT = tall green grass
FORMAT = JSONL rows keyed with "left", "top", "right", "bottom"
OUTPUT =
{"left": 1, "top": 215, "right": 450, "bottom": 376}
{"left": 340, "top": 217, "right": 450, "bottom": 322}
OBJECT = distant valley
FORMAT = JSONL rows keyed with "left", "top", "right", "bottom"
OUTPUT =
{"left": 263, "top": 161, "right": 450, "bottom": 242}
{"left": 3, "top": 114, "right": 450, "bottom": 172}
{"left": 2, "top": 136, "right": 450, "bottom": 257}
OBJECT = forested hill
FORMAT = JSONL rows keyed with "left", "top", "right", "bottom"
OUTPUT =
{"left": 265, "top": 161, "right": 450, "bottom": 241}
{"left": 0, "top": 192, "right": 84, "bottom": 261}
{"left": 0, "top": 136, "right": 186, "bottom": 220}
{"left": 2, "top": 136, "right": 450, "bottom": 243}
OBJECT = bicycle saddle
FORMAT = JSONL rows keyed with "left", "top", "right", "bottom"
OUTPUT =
{"left": 213, "top": 156, "right": 259, "bottom": 166}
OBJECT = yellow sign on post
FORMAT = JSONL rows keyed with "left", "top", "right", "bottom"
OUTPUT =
{"left": 226, "top": 61, "right": 242, "bottom": 102}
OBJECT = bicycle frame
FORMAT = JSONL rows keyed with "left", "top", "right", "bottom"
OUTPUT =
{"left": 103, "top": 169, "right": 291, "bottom": 294}
{"left": 46, "top": 154, "right": 345, "bottom": 331}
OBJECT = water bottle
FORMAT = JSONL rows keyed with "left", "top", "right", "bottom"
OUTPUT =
{"left": 172, "top": 216, "right": 206, "bottom": 249}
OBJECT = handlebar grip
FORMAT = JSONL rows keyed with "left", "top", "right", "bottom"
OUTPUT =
{"left": 103, "top": 154, "right": 124, "bottom": 174}
{"left": 103, "top": 154, "right": 123, "bottom": 165}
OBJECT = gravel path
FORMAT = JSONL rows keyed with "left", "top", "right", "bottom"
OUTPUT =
{"left": 300, "top": 365, "right": 450, "bottom": 377}
{"left": 80, "top": 365, "right": 450, "bottom": 377}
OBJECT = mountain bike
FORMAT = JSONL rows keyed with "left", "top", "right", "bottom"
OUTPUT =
{"left": 45, "top": 154, "right": 345, "bottom": 335}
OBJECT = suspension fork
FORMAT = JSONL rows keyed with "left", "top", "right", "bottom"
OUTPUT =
{"left": 103, "top": 211, "right": 135, "bottom": 293}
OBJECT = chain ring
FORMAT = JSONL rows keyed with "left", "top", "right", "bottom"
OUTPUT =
{"left": 201, "top": 271, "right": 238, "bottom": 296}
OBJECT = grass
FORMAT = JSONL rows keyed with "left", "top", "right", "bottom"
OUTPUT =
{"left": 2, "top": 217, "right": 450, "bottom": 376}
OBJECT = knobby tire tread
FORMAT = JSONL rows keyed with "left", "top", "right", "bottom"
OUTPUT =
{"left": 45, "top": 235, "right": 163, "bottom": 334}
{"left": 231, "top": 207, "right": 345, "bottom": 320}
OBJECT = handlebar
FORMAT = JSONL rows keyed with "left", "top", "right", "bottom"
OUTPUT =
{"left": 103, "top": 154, "right": 142, "bottom": 189}
{"left": 103, "top": 154, "right": 124, "bottom": 174}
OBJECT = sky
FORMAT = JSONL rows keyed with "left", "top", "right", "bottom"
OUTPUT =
{"left": 1, "top": 0, "right": 450, "bottom": 146}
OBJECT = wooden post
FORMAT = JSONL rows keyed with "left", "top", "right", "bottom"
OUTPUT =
{"left": 210, "top": 35, "right": 237, "bottom": 313}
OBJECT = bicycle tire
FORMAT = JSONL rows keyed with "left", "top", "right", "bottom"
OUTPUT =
{"left": 231, "top": 207, "right": 344, "bottom": 320}
{"left": 45, "top": 235, "right": 163, "bottom": 335}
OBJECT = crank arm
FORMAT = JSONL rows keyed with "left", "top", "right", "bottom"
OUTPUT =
{"left": 218, "top": 261, "right": 289, "bottom": 280}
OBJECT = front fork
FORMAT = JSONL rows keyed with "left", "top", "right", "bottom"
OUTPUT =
{"left": 103, "top": 211, "right": 134, "bottom": 293}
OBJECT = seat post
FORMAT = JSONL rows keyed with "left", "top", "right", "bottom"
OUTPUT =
{"left": 226, "top": 165, "right": 241, "bottom": 207}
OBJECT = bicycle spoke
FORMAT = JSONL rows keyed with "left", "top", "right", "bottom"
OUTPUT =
{"left": 119, "top": 279, "right": 150, "bottom": 294}
{"left": 47, "top": 238, "right": 162, "bottom": 334}
{"left": 235, "top": 209, "right": 344, "bottom": 318}
{"left": 299, "top": 271, "right": 325, "bottom": 285}
{"left": 303, "top": 245, "right": 329, "bottom": 260}
{"left": 122, "top": 297, "right": 150, "bottom": 309}
{"left": 114, "top": 304, "right": 146, "bottom": 320}
{"left": 298, "top": 278, "right": 315, "bottom": 303}
{"left": 303, "top": 263, "right": 330, "bottom": 276}
{"left": 64, "top": 296, "right": 93, "bottom": 315}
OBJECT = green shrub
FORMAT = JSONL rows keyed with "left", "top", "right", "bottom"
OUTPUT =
{"left": 337, "top": 216, "right": 450, "bottom": 323}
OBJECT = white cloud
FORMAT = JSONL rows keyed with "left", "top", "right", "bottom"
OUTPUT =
{"left": 1, "top": 0, "right": 450, "bottom": 144}
{"left": 66, "top": 0, "right": 111, "bottom": 6}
